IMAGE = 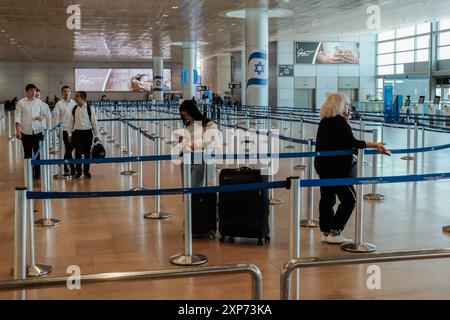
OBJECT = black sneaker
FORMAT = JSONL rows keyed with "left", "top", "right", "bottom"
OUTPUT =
{"left": 84, "top": 172, "right": 92, "bottom": 179}
{"left": 76, "top": 173, "right": 83, "bottom": 180}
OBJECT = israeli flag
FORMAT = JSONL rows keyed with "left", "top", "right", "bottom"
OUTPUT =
{"left": 247, "top": 51, "right": 268, "bottom": 88}
{"left": 153, "top": 76, "right": 163, "bottom": 92}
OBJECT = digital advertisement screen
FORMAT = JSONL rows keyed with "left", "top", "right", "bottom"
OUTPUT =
{"left": 295, "top": 42, "right": 359, "bottom": 65}
{"left": 75, "top": 68, "right": 172, "bottom": 92}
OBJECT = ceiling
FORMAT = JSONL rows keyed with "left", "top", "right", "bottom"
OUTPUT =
{"left": 0, "top": 0, "right": 449, "bottom": 63}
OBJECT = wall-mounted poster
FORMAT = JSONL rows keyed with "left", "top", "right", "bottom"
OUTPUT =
{"left": 75, "top": 68, "right": 172, "bottom": 92}
{"left": 295, "top": 42, "right": 359, "bottom": 65}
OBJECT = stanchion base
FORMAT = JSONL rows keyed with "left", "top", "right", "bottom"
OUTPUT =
{"left": 100, "top": 132, "right": 108, "bottom": 136}
{"left": 401, "top": 156, "right": 415, "bottom": 161}
{"left": 294, "top": 164, "right": 306, "bottom": 170}
{"left": 270, "top": 198, "right": 284, "bottom": 206}
{"left": 130, "top": 187, "right": 146, "bottom": 191}
{"left": 170, "top": 254, "right": 208, "bottom": 266}
{"left": 341, "top": 242, "right": 376, "bottom": 253}
{"left": 442, "top": 225, "right": 450, "bottom": 233}
{"left": 34, "top": 218, "right": 61, "bottom": 227}
{"left": 300, "top": 219, "right": 319, "bottom": 227}
{"left": 107, "top": 139, "right": 115, "bottom": 143}
{"left": 53, "top": 174, "right": 71, "bottom": 181}
{"left": 28, "top": 264, "right": 53, "bottom": 277}
{"left": 120, "top": 170, "right": 136, "bottom": 176}
{"left": 143, "top": 211, "right": 172, "bottom": 220}
{"left": 364, "top": 193, "right": 387, "bottom": 201}
{"left": 285, "top": 145, "right": 295, "bottom": 149}
{"left": 10, "top": 264, "right": 53, "bottom": 278}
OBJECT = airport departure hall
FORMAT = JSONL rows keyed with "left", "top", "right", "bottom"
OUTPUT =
{"left": 1, "top": 0, "right": 450, "bottom": 307}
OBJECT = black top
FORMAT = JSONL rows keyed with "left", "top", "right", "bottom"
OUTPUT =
{"left": 314, "top": 115, "right": 367, "bottom": 178}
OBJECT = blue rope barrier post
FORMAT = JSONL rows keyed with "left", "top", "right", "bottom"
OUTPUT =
{"left": 23, "top": 159, "right": 52, "bottom": 277}
{"left": 13, "top": 187, "right": 27, "bottom": 284}
{"left": 414, "top": 122, "right": 419, "bottom": 175}
{"left": 269, "top": 130, "right": 284, "bottom": 206}
{"left": 120, "top": 124, "right": 136, "bottom": 176}
{"left": 288, "top": 177, "right": 301, "bottom": 300}
{"left": 170, "top": 152, "right": 208, "bottom": 266}
{"left": 8, "top": 110, "right": 15, "bottom": 141}
{"left": 341, "top": 149, "right": 376, "bottom": 253}
{"left": 114, "top": 117, "right": 121, "bottom": 148}
{"left": 285, "top": 113, "right": 295, "bottom": 149}
{"left": 53, "top": 125, "right": 68, "bottom": 181}
{"left": 364, "top": 129, "right": 387, "bottom": 201}
{"left": 294, "top": 118, "right": 306, "bottom": 171}
{"left": 402, "top": 117, "right": 415, "bottom": 161}
{"left": 35, "top": 130, "right": 61, "bottom": 227}
{"left": 300, "top": 139, "right": 319, "bottom": 228}
{"left": 144, "top": 137, "right": 172, "bottom": 220}
{"left": 107, "top": 113, "right": 115, "bottom": 143}
{"left": 100, "top": 109, "right": 108, "bottom": 136}
{"left": 130, "top": 128, "right": 145, "bottom": 192}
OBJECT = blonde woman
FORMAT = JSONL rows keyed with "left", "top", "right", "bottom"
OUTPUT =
{"left": 314, "top": 93, "right": 390, "bottom": 244}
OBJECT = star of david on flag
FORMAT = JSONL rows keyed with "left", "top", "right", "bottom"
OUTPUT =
{"left": 247, "top": 51, "right": 268, "bottom": 88}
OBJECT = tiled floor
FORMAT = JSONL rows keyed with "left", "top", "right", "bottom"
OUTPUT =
{"left": 0, "top": 112, "right": 449, "bottom": 300}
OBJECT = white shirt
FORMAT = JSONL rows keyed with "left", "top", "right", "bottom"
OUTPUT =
{"left": 14, "top": 97, "right": 51, "bottom": 135}
{"left": 67, "top": 103, "right": 98, "bottom": 137}
{"left": 54, "top": 98, "right": 76, "bottom": 131}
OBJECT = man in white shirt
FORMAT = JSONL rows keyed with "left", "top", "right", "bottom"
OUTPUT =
{"left": 54, "top": 86, "right": 77, "bottom": 176}
{"left": 15, "top": 83, "right": 51, "bottom": 179}
{"left": 67, "top": 91, "right": 99, "bottom": 180}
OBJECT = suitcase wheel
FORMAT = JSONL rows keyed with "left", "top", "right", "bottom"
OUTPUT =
{"left": 257, "top": 239, "right": 263, "bottom": 246}
{"left": 208, "top": 232, "right": 216, "bottom": 240}
{"left": 265, "top": 236, "right": 271, "bottom": 243}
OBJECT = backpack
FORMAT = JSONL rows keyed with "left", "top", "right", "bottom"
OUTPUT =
{"left": 91, "top": 137, "right": 106, "bottom": 158}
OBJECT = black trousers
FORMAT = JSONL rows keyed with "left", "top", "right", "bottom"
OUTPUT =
{"left": 63, "top": 131, "right": 76, "bottom": 174}
{"left": 72, "top": 130, "right": 93, "bottom": 174}
{"left": 21, "top": 132, "right": 43, "bottom": 179}
{"left": 319, "top": 184, "right": 356, "bottom": 234}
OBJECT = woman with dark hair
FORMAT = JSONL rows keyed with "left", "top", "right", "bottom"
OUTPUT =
{"left": 179, "top": 100, "right": 216, "bottom": 187}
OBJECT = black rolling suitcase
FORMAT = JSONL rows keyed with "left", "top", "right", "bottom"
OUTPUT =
{"left": 218, "top": 167, "right": 270, "bottom": 246}
{"left": 191, "top": 192, "right": 217, "bottom": 239}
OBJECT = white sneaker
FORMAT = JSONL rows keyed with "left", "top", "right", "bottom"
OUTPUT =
{"left": 326, "top": 234, "right": 352, "bottom": 244}
{"left": 321, "top": 234, "right": 329, "bottom": 242}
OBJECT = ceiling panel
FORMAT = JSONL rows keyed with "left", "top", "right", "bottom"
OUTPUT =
{"left": 0, "top": 0, "right": 449, "bottom": 63}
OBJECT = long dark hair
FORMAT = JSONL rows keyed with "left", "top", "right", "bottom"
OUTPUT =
{"left": 179, "top": 100, "right": 210, "bottom": 127}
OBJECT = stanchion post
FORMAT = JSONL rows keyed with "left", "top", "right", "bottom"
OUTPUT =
{"left": 402, "top": 117, "right": 415, "bottom": 161}
{"left": 53, "top": 125, "right": 67, "bottom": 180}
{"left": 24, "top": 159, "right": 52, "bottom": 276}
{"left": 170, "top": 152, "right": 208, "bottom": 266}
{"left": 120, "top": 124, "right": 136, "bottom": 176}
{"left": 14, "top": 187, "right": 27, "bottom": 280}
{"left": 144, "top": 137, "right": 172, "bottom": 220}
{"left": 288, "top": 177, "right": 301, "bottom": 300}
{"left": 364, "top": 129, "right": 386, "bottom": 201}
{"left": 300, "top": 139, "right": 319, "bottom": 227}
{"left": 341, "top": 149, "right": 376, "bottom": 253}
{"left": 269, "top": 130, "right": 283, "bottom": 205}
{"left": 35, "top": 131, "right": 61, "bottom": 227}
{"left": 294, "top": 119, "right": 306, "bottom": 170}
{"left": 413, "top": 122, "right": 419, "bottom": 175}
{"left": 8, "top": 110, "right": 15, "bottom": 141}
{"left": 285, "top": 113, "right": 295, "bottom": 149}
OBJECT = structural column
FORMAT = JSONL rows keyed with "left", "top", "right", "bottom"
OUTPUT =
{"left": 153, "top": 56, "right": 164, "bottom": 103}
{"left": 245, "top": 0, "right": 269, "bottom": 107}
{"left": 182, "top": 42, "right": 197, "bottom": 100}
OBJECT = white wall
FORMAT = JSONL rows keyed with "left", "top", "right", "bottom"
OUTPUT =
{"left": 276, "top": 34, "right": 377, "bottom": 109}
{"left": 0, "top": 62, "right": 182, "bottom": 101}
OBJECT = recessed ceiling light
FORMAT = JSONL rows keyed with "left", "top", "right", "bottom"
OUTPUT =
{"left": 223, "top": 8, "right": 294, "bottom": 19}
{"left": 163, "top": 14, "right": 168, "bottom": 17}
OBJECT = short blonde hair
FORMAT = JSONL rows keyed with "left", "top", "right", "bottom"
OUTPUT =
{"left": 319, "top": 93, "right": 350, "bottom": 119}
